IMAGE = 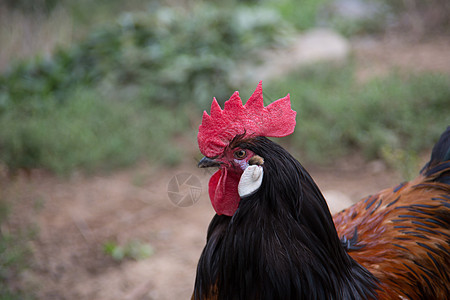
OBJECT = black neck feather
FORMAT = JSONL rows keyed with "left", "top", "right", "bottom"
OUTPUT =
{"left": 194, "top": 137, "right": 378, "bottom": 300}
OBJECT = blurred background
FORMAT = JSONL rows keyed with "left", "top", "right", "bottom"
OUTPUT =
{"left": 0, "top": 0, "right": 449, "bottom": 299}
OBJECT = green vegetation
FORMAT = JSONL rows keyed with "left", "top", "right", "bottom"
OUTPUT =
{"left": 265, "top": 65, "right": 450, "bottom": 169}
{"left": 1, "top": 4, "right": 291, "bottom": 107}
{"left": 264, "top": 0, "right": 328, "bottom": 30}
{"left": 0, "top": 202, "right": 35, "bottom": 300}
{"left": 0, "top": 3, "right": 292, "bottom": 174}
{"left": 103, "top": 240, "right": 154, "bottom": 261}
{"left": 0, "top": 87, "right": 188, "bottom": 174}
{"left": 0, "top": 0, "right": 448, "bottom": 177}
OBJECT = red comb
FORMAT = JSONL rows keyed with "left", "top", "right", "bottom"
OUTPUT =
{"left": 198, "top": 81, "right": 297, "bottom": 157}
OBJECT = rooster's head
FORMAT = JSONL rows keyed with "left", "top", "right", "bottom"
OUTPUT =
{"left": 197, "top": 82, "right": 296, "bottom": 216}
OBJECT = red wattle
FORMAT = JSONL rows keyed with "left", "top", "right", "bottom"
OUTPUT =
{"left": 208, "top": 169, "right": 241, "bottom": 216}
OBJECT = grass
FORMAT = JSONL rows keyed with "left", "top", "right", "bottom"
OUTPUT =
{"left": 0, "top": 201, "right": 35, "bottom": 300}
{"left": 0, "top": 0, "right": 151, "bottom": 72}
{"left": 0, "top": 0, "right": 332, "bottom": 176}
{"left": 263, "top": 64, "right": 450, "bottom": 177}
{"left": 0, "top": 1, "right": 296, "bottom": 175}
{"left": 1, "top": 1, "right": 448, "bottom": 177}
{"left": 0, "top": 87, "right": 189, "bottom": 175}
{"left": 1, "top": 56, "right": 449, "bottom": 176}
{"left": 103, "top": 240, "right": 154, "bottom": 262}
{"left": 264, "top": 0, "right": 329, "bottom": 30}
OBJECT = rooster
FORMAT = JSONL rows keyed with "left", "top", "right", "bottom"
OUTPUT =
{"left": 192, "top": 82, "right": 450, "bottom": 300}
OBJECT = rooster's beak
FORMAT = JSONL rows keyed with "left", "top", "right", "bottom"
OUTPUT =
{"left": 198, "top": 157, "right": 221, "bottom": 168}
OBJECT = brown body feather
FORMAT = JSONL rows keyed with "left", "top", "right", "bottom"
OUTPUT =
{"left": 334, "top": 166, "right": 450, "bottom": 299}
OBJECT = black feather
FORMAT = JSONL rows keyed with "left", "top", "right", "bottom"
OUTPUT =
{"left": 193, "top": 137, "right": 378, "bottom": 300}
{"left": 421, "top": 126, "right": 450, "bottom": 184}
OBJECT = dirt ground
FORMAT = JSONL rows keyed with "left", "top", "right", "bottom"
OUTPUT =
{"left": 2, "top": 35, "right": 449, "bottom": 300}
{"left": 3, "top": 156, "right": 404, "bottom": 300}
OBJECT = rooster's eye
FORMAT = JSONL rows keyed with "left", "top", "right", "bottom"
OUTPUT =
{"left": 234, "top": 150, "right": 247, "bottom": 159}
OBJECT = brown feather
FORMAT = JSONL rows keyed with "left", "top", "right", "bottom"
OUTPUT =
{"left": 334, "top": 171, "right": 450, "bottom": 299}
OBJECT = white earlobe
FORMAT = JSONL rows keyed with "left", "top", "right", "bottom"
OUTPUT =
{"left": 238, "top": 165, "right": 264, "bottom": 197}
